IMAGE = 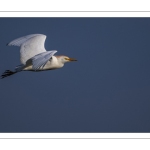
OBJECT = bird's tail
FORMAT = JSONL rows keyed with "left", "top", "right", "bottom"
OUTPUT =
{"left": 1, "top": 64, "right": 24, "bottom": 79}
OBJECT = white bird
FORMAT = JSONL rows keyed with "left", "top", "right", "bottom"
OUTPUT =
{"left": 1, "top": 34, "right": 77, "bottom": 79}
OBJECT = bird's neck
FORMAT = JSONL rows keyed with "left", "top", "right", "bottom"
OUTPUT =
{"left": 53, "top": 56, "right": 64, "bottom": 68}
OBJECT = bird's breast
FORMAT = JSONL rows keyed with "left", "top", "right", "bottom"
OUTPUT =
{"left": 43, "top": 56, "right": 64, "bottom": 70}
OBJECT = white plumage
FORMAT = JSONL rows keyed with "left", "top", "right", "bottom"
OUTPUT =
{"left": 8, "top": 34, "right": 47, "bottom": 64}
{"left": 1, "top": 34, "right": 77, "bottom": 79}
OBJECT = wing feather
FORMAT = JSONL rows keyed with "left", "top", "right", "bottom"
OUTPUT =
{"left": 7, "top": 34, "right": 42, "bottom": 46}
{"left": 7, "top": 34, "right": 47, "bottom": 64}
{"left": 32, "top": 50, "right": 57, "bottom": 71}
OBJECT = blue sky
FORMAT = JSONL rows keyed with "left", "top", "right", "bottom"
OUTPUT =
{"left": 0, "top": 18, "right": 150, "bottom": 132}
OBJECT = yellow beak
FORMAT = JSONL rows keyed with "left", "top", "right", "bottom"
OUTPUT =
{"left": 68, "top": 58, "right": 77, "bottom": 61}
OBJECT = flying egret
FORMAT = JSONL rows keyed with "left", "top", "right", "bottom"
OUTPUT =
{"left": 1, "top": 34, "right": 77, "bottom": 79}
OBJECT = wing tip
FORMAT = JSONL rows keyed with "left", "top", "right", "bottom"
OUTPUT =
{"left": 6, "top": 43, "right": 14, "bottom": 46}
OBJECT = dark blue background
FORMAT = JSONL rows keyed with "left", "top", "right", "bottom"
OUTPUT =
{"left": 0, "top": 18, "right": 150, "bottom": 132}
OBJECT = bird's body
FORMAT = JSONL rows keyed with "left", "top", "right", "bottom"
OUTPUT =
{"left": 23, "top": 55, "right": 65, "bottom": 71}
{"left": 1, "top": 34, "right": 77, "bottom": 78}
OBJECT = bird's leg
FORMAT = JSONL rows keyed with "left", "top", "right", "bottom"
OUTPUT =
{"left": 1, "top": 70, "right": 17, "bottom": 79}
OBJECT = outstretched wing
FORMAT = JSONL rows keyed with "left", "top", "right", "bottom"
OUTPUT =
{"left": 32, "top": 50, "right": 57, "bottom": 71}
{"left": 7, "top": 34, "right": 47, "bottom": 64}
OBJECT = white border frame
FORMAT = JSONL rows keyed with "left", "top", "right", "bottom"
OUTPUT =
{"left": 0, "top": 133, "right": 150, "bottom": 139}
{"left": 1, "top": 11, "right": 150, "bottom": 17}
